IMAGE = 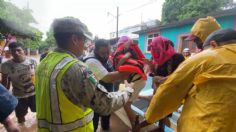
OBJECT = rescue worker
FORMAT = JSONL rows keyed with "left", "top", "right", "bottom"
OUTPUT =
{"left": 186, "top": 16, "right": 221, "bottom": 52}
{"left": 144, "top": 28, "right": 236, "bottom": 131}
{"left": 83, "top": 39, "right": 131, "bottom": 131}
{"left": 35, "top": 17, "right": 134, "bottom": 132}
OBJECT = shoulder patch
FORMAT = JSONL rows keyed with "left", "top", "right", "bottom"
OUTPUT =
{"left": 88, "top": 74, "right": 98, "bottom": 85}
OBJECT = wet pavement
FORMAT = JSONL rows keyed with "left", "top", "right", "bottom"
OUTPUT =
{"left": 0, "top": 110, "right": 37, "bottom": 132}
{"left": 0, "top": 110, "right": 130, "bottom": 132}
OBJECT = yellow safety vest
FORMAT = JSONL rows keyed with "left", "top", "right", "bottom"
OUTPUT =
{"left": 35, "top": 51, "right": 94, "bottom": 132}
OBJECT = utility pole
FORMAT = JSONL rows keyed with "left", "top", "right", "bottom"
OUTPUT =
{"left": 116, "top": 6, "right": 119, "bottom": 42}
{"left": 27, "top": 0, "right": 29, "bottom": 9}
{"left": 107, "top": 6, "right": 119, "bottom": 42}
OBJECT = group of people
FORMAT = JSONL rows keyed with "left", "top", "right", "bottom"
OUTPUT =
{"left": 0, "top": 42, "right": 37, "bottom": 132}
{"left": 0, "top": 15, "right": 236, "bottom": 132}
{"left": 142, "top": 17, "right": 236, "bottom": 132}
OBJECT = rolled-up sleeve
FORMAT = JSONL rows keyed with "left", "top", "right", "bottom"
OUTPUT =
{"left": 145, "top": 56, "right": 204, "bottom": 123}
{"left": 61, "top": 62, "right": 132, "bottom": 115}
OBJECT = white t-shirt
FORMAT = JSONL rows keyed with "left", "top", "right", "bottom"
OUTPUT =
{"left": 0, "top": 58, "right": 37, "bottom": 98}
{"left": 85, "top": 58, "right": 109, "bottom": 80}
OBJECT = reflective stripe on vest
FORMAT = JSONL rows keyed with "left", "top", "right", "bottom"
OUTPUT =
{"left": 38, "top": 111, "right": 94, "bottom": 132}
{"left": 50, "top": 57, "right": 73, "bottom": 123}
{"left": 38, "top": 56, "right": 94, "bottom": 131}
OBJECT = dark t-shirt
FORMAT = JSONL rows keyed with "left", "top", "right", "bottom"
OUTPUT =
{"left": 155, "top": 53, "right": 185, "bottom": 76}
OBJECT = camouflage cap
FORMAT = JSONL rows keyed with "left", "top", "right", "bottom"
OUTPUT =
{"left": 52, "top": 17, "right": 92, "bottom": 40}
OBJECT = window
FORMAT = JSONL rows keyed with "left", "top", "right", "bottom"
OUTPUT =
{"left": 177, "top": 34, "right": 197, "bottom": 54}
{"left": 145, "top": 33, "right": 159, "bottom": 53}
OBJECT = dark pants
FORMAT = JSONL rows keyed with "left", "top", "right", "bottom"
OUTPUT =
{"left": 15, "top": 95, "right": 36, "bottom": 119}
{"left": 93, "top": 112, "right": 110, "bottom": 132}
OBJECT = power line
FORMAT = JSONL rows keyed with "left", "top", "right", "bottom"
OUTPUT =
{"left": 107, "top": 0, "right": 156, "bottom": 18}
{"left": 120, "top": 0, "right": 157, "bottom": 16}
{"left": 106, "top": 0, "right": 157, "bottom": 38}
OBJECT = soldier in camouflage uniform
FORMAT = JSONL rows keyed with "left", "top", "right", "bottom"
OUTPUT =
{"left": 35, "top": 17, "right": 134, "bottom": 132}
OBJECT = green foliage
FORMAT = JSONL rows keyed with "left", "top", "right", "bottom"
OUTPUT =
{"left": 0, "top": 1, "right": 36, "bottom": 27}
{"left": 0, "top": 0, "right": 7, "bottom": 18}
{"left": 0, "top": 0, "right": 43, "bottom": 49}
{"left": 18, "top": 28, "right": 43, "bottom": 50}
{"left": 39, "top": 28, "right": 56, "bottom": 51}
{"left": 162, "top": 0, "right": 236, "bottom": 24}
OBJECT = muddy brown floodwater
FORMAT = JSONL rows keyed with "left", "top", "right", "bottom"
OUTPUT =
{"left": 0, "top": 110, "right": 37, "bottom": 132}
{"left": 0, "top": 110, "right": 130, "bottom": 132}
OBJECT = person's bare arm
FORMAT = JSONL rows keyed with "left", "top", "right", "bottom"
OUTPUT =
{"left": 143, "top": 58, "right": 155, "bottom": 73}
{"left": 138, "top": 95, "right": 152, "bottom": 101}
{"left": 1, "top": 63, "right": 10, "bottom": 90}
{"left": 61, "top": 62, "right": 134, "bottom": 115}
{"left": 132, "top": 120, "right": 150, "bottom": 132}
{"left": 153, "top": 76, "right": 168, "bottom": 84}
{"left": 84, "top": 58, "right": 131, "bottom": 83}
{"left": 101, "top": 71, "right": 130, "bottom": 83}
{"left": 117, "top": 52, "right": 131, "bottom": 68}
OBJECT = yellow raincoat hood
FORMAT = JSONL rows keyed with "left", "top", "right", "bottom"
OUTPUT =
{"left": 145, "top": 44, "right": 236, "bottom": 132}
{"left": 191, "top": 16, "right": 221, "bottom": 42}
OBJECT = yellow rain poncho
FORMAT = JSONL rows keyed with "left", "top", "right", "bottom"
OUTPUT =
{"left": 145, "top": 44, "right": 236, "bottom": 132}
{"left": 191, "top": 16, "right": 221, "bottom": 42}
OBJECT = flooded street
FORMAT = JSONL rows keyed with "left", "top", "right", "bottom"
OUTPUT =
{"left": 0, "top": 111, "right": 130, "bottom": 132}
{"left": 0, "top": 110, "right": 37, "bottom": 132}
{"left": 0, "top": 55, "right": 130, "bottom": 132}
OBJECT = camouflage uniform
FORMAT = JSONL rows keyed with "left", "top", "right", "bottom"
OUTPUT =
{"left": 57, "top": 48, "right": 133, "bottom": 115}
